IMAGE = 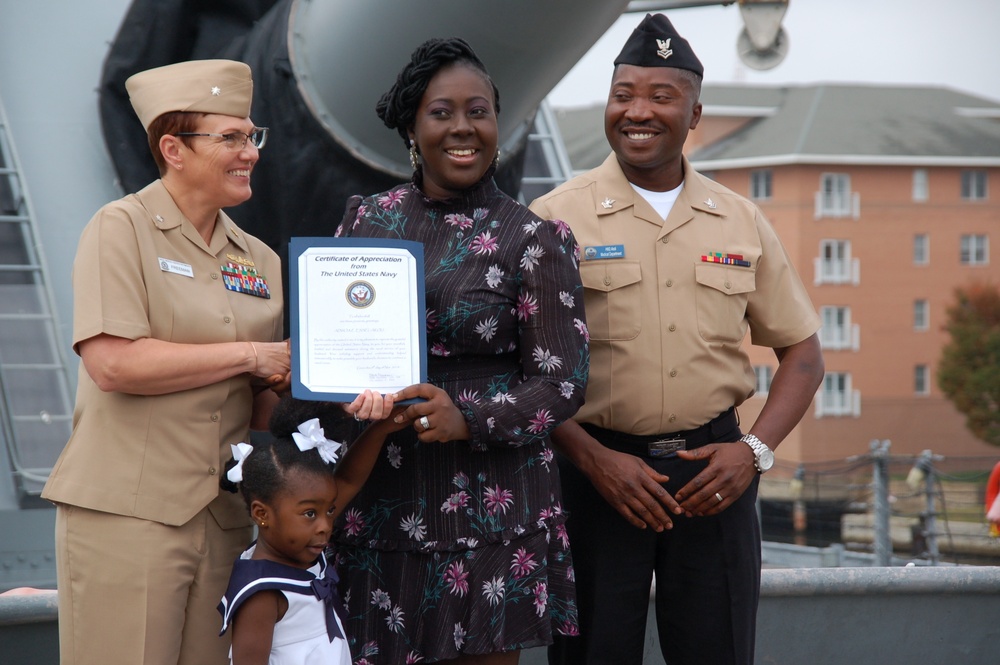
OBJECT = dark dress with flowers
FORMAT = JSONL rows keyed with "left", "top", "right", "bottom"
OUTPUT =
{"left": 332, "top": 171, "right": 589, "bottom": 663}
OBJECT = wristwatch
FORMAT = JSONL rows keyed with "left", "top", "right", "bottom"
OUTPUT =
{"left": 741, "top": 434, "right": 774, "bottom": 473}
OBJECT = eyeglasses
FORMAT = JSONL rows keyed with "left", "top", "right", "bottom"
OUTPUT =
{"left": 174, "top": 127, "right": 269, "bottom": 151}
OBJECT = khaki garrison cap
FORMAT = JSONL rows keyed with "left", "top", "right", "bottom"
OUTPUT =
{"left": 126, "top": 59, "right": 253, "bottom": 131}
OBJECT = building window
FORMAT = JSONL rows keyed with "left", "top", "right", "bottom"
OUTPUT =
{"left": 815, "top": 172, "right": 858, "bottom": 218}
{"left": 913, "top": 300, "right": 929, "bottom": 331}
{"left": 820, "top": 306, "right": 858, "bottom": 350}
{"left": 961, "top": 170, "right": 987, "bottom": 200}
{"left": 754, "top": 365, "right": 773, "bottom": 395}
{"left": 915, "top": 365, "right": 930, "bottom": 395}
{"left": 815, "top": 239, "right": 859, "bottom": 285}
{"left": 961, "top": 234, "right": 989, "bottom": 265}
{"left": 913, "top": 234, "right": 929, "bottom": 265}
{"left": 816, "top": 372, "right": 860, "bottom": 417}
{"left": 912, "top": 169, "right": 928, "bottom": 202}
{"left": 750, "top": 169, "right": 772, "bottom": 200}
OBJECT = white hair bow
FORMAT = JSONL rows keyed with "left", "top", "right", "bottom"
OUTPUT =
{"left": 227, "top": 442, "right": 254, "bottom": 483}
{"left": 292, "top": 418, "right": 343, "bottom": 465}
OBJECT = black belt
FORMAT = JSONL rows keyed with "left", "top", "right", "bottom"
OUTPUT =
{"left": 581, "top": 407, "right": 739, "bottom": 459}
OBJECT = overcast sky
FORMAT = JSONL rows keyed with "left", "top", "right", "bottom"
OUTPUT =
{"left": 547, "top": 0, "right": 1000, "bottom": 108}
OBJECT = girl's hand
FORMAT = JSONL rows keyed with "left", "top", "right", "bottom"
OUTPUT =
{"left": 365, "top": 404, "right": 411, "bottom": 437}
{"left": 344, "top": 389, "right": 396, "bottom": 421}
{"left": 265, "top": 372, "right": 291, "bottom": 396}
{"left": 392, "top": 383, "right": 470, "bottom": 443}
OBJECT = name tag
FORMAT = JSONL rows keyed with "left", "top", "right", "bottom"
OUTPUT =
{"left": 583, "top": 244, "right": 625, "bottom": 260}
{"left": 159, "top": 258, "right": 194, "bottom": 278}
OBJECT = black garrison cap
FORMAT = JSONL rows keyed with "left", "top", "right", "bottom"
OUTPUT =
{"left": 613, "top": 13, "right": 704, "bottom": 77}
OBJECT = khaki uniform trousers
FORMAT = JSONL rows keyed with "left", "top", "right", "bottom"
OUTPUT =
{"left": 55, "top": 504, "right": 251, "bottom": 665}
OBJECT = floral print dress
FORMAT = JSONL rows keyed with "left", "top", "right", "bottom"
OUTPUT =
{"left": 332, "top": 171, "right": 589, "bottom": 664}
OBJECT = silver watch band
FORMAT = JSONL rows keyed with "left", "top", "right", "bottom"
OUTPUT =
{"left": 740, "top": 433, "right": 773, "bottom": 472}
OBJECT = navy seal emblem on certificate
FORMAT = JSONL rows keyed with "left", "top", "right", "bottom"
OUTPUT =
{"left": 346, "top": 281, "right": 375, "bottom": 308}
{"left": 289, "top": 237, "right": 427, "bottom": 403}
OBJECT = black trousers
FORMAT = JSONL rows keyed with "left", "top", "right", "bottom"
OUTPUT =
{"left": 549, "top": 422, "right": 760, "bottom": 665}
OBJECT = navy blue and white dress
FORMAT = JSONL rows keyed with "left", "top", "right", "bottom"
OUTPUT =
{"left": 219, "top": 543, "right": 351, "bottom": 665}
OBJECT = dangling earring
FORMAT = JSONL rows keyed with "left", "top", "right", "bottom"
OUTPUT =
{"left": 493, "top": 148, "right": 501, "bottom": 168}
{"left": 409, "top": 139, "right": 421, "bottom": 170}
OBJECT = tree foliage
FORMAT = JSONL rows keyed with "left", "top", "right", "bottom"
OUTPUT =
{"left": 937, "top": 281, "right": 1000, "bottom": 447}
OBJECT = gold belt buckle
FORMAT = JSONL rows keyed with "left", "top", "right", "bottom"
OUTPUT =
{"left": 647, "top": 438, "right": 685, "bottom": 458}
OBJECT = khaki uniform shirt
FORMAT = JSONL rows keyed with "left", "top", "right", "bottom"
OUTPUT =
{"left": 42, "top": 180, "right": 283, "bottom": 527}
{"left": 530, "top": 155, "right": 820, "bottom": 435}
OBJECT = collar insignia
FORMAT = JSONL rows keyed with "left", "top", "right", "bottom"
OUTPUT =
{"left": 601, "top": 197, "right": 615, "bottom": 209}
{"left": 656, "top": 38, "right": 673, "bottom": 60}
{"left": 704, "top": 197, "right": 717, "bottom": 209}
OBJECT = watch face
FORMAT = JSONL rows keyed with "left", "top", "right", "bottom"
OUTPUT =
{"left": 757, "top": 447, "right": 775, "bottom": 472}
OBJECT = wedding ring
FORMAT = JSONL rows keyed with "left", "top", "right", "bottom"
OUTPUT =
{"left": 418, "top": 416, "right": 430, "bottom": 431}
{"left": 714, "top": 492, "right": 724, "bottom": 504}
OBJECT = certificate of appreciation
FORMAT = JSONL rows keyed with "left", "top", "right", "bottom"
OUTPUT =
{"left": 289, "top": 237, "right": 427, "bottom": 402}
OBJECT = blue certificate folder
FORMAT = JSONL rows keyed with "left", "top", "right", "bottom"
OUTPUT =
{"left": 289, "top": 237, "right": 427, "bottom": 403}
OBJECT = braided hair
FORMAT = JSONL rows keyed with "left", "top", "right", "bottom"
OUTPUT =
{"left": 235, "top": 397, "right": 351, "bottom": 513}
{"left": 376, "top": 37, "right": 501, "bottom": 148}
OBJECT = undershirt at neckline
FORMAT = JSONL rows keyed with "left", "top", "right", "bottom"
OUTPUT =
{"left": 630, "top": 181, "right": 684, "bottom": 221}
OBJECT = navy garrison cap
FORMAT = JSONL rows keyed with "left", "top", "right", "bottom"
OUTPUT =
{"left": 614, "top": 13, "right": 704, "bottom": 77}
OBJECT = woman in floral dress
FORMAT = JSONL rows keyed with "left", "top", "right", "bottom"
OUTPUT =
{"left": 332, "top": 38, "right": 589, "bottom": 664}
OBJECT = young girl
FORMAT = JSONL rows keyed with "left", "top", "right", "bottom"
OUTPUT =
{"left": 218, "top": 392, "right": 401, "bottom": 665}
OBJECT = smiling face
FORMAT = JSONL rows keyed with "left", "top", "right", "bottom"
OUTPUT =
{"left": 171, "top": 113, "right": 259, "bottom": 210}
{"left": 604, "top": 64, "right": 702, "bottom": 192}
{"left": 252, "top": 468, "right": 338, "bottom": 569}
{"left": 409, "top": 63, "right": 499, "bottom": 200}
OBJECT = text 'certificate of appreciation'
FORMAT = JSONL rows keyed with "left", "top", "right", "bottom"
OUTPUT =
{"left": 290, "top": 237, "right": 427, "bottom": 402}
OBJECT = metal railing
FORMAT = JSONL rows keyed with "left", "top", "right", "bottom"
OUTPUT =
{"left": 0, "top": 91, "right": 75, "bottom": 503}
